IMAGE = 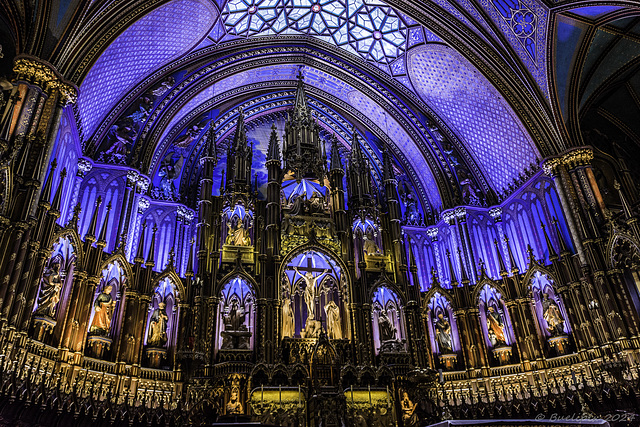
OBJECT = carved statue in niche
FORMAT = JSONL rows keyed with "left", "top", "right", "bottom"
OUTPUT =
{"left": 378, "top": 310, "right": 396, "bottom": 342}
{"left": 362, "top": 232, "right": 381, "bottom": 255}
{"left": 226, "top": 221, "right": 251, "bottom": 246}
{"left": 434, "top": 312, "right": 453, "bottom": 353}
{"left": 324, "top": 300, "right": 342, "bottom": 339}
{"left": 147, "top": 302, "right": 169, "bottom": 347}
{"left": 89, "top": 285, "right": 116, "bottom": 336}
{"left": 34, "top": 262, "right": 63, "bottom": 318}
{"left": 401, "top": 391, "right": 419, "bottom": 427}
{"left": 541, "top": 293, "right": 565, "bottom": 336}
{"left": 486, "top": 306, "right": 507, "bottom": 347}
{"left": 226, "top": 388, "right": 244, "bottom": 415}
{"left": 221, "top": 299, "right": 251, "bottom": 349}
{"left": 282, "top": 298, "right": 295, "bottom": 338}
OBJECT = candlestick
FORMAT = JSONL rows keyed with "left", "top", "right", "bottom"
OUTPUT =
{"left": 261, "top": 385, "right": 264, "bottom": 404}
{"left": 279, "top": 385, "right": 282, "bottom": 405}
{"left": 368, "top": 384, "right": 371, "bottom": 405}
{"left": 351, "top": 385, "right": 354, "bottom": 404}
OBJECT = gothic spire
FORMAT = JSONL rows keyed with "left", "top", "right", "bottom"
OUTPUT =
{"left": 51, "top": 168, "right": 67, "bottom": 214}
{"left": 383, "top": 142, "right": 395, "bottom": 182}
{"left": 446, "top": 249, "right": 458, "bottom": 286}
{"left": 493, "top": 239, "right": 507, "bottom": 275}
{"left": 267, "top": 123, "right": 281, "bottom": 162}
{"left": 203, "top": 122, "right": 216, "bottom": 160}
{"left": 293, "top": 68, "right": 310, "bottom": 122}
{"left": 330, "top": 134, "right": 342, "bottom": 171}
{"left": 504, "top": 236, "right": 519, "bottom": 274}
{"left": 97, "top": 202, "right": 112, "bottom": 245}
{"left": 135, "top": 221, "right": 147, "bottom": 265}
{"left": 85, "top": 196, "right": 103, "bottom": 240}
{"left": 145, "top": 225, "right": 158, "bottom": 268}
{"left": 541, "top": 223, "right": 558, "bottom": 261}
{"left": 40, "top": 159, "right": 57, "bottom": 207}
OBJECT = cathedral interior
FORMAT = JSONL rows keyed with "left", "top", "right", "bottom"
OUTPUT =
{"left": 2, "top": 0, "right": 640, "bottom": 426}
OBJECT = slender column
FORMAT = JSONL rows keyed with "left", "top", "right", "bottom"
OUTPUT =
{"left": 541, "top": 158, "right": 587, "bottom": 265}
{"left": 427, "top": 227, "right": 444, "bottom": 281}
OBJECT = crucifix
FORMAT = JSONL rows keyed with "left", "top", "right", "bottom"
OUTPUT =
{"left": 292, "top": 256, "right": 330, "bottom": 321}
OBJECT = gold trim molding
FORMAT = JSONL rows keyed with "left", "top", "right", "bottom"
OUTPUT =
{"left": 13, "top": 58, "right": 78, "bottom": 105}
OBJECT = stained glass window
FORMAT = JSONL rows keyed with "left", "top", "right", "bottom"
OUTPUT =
{"left": 221, "top": 0, "right": 410, "bottom": 64}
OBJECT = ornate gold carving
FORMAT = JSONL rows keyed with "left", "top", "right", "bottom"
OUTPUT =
{"left": 562, "top": 147, "right": 593, "bottom": 169}
{"left": 13, "top": 58, "right": 78, "bottom": 105}
{"left": 540, "top": 156, "right": 563, "bottom": 177}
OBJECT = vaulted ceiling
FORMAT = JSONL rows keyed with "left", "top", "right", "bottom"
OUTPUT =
{"left": 1, "top": 0, "right": 639, "bottom": 214}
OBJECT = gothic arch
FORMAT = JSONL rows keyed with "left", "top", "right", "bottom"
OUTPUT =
{"left": 607, "top": 232, "right": 640, "bottom": 270}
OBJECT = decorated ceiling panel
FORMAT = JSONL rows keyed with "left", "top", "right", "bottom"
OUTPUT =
{"left": 77, "top": 0, "right": 216, "bottom": 138}
{"left": 407, "top": 44, "right": 539, "bottom": 194}
{"left": 478, "top": 0, "right": 549, "bottom": 96}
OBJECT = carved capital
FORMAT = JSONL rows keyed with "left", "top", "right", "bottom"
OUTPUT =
{"left": 562, "top": 147, "right": 593, "bottom": 169}
{"left": 540, "top": 156, "right": 563, "bottom": 177}
{"left": 13, "top": 57, "right": 78, "bottom": 104}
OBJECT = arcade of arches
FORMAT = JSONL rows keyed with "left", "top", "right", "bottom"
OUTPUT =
{"left": 1, "top": 0, "right": 640, "bottom": 426}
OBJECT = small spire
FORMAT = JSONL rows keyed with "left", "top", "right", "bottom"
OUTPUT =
{"left": 493, "top": 239, "right": 507, "bottom": 275}
{"left": 540, "top": 223, "right": 558, "bottom": 260}
{"left": 552, "top": 217, "right": 570, "bottom": 254}
{"left": 166, "top": 248, "right": 175, "bottom": 270}
{"left": 408, "top": 241, "right": 417, "bottom": 269}
{"left": 84, "top": 196, "right": 103, "bottom": 240}
{"left": 67, "top": 203, "right": 81, "bottom": 231}
{"left": 267, "top": 123, "right": 281, "bottom": 161}
{"left": 478, "top": 258, "right": 486, "bottom": 277}
{"left": 383, "top": 142, "right": 394, "bottom": 182}
{"left": 503, "top": 236, "right": 519, "bottom": 274}
{"left": 185, "top": 238, "right": 195, "bottom": 278}
{"left": 203, "top": 122, "right": 217, "bottom": 159}
{"left": 51, "top": 168, "right": 67, "bottom": 214}
{"left": 457, "top": 248, "right": 469, "bottom": 284}
{"left": 39, "top": 159, "right": 57, "bottom": 206}
{"left": 614, "top": 180, "right": 633, "bottom": 219}
{"left": 0, "top": 90, "right": 21, "bottom": 142}
{"left": 293, "top": 67, "right": 309, "bottom": 120}
{"left": 145, "top": 225, "right": 158, "bottom": 268}
{"left": 430, "top": 267, "right": 440, "bottom": 288}
{"left": 134, "top": 221, "right": 148, "bottom": 264}
{"left": 526, "top": 244, "right": 536, "bottom": 265}
{"left": 446, "top": 250, "right": 458, "bottom": 286}
{"left": 97, "top": 202, "right": 112, "bottom": 245}
{"left": 350, "top": 127, "right": 364, "bottom": 165}
{"left": 117, "top": 232, "right": 127, "bottom": 253}
{"left": 330, "top": 134, "right": 342, "bottom": 171}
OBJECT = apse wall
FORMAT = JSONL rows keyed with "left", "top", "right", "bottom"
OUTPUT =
{"left": 404, "top": 173, "right": 573, "bottom": 291}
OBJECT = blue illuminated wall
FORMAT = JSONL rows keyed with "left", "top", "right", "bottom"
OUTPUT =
{"left": 403, "top": 173, "right": 573, "bottom": 291}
